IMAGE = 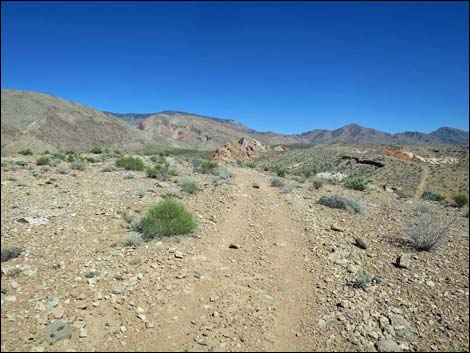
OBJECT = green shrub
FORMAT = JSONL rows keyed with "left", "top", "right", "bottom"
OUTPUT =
{"left": 416, "top": 204, "right": 431, "bottom": 214}
{"left": 116, "top": 156, "right": 145, "bottom": 171}
{"left": 36, "top": 156, "right": 50, "bottom": 166}
{"left": 180, "top": 179, "right": 201, "bottom": 194}
{"left": 302, "top": 170, "right": 313, "bottom": 178}
{"left": 421, "top": 191, "right": 444, "bottom": 202}
{"left": 453, "top": 194, "right": 468, "bottom": 208}
{"left": 18, "top": 149, "right": 33, "bottom": 156}
{"left": 344, "top": 177, "right": 368, "bottom": 191}
{"left": 42, "top": 150, "right": 50, "bottom": 155}
{"left": 113, "top": 149, "right": 123, "bottom": 155}
{"left": 71, "top": 159, "right": 86, "bottom": 171}
{"left": 313, "top": 179, "right": 323, "bottom": 190}
{"left": 244, "top": 162, "right": 256, "bottom": 169}
{"left": 212, "top": 167, "right": 234, "bottom": 179}
{"left": 121, "top": 212, "right": 134, "bottom": 224}
{"left": 318, "top": 195, "right": 367, "bottom": 214}
{"left": 14, "top": 160, "right": 28, "bottom": 167}
{"left": 89, "top": 146, "right": 103, "bottom": 154}
{"left": 85, "top": 271, "right": 100, "bottom": 278}
{"left": 276, "top": 169, "right": 286, "bottom": 177}
{"left": 137, "top": 198, "right": 197, "bottom": 239}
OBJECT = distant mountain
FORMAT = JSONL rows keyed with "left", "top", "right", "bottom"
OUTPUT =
{"left": 1, "top": 89, "right": 468, "bottom": 154}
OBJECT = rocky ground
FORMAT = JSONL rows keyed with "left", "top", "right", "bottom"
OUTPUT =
{"left": 1, "top": 153, "right": 469, "bottom": 352}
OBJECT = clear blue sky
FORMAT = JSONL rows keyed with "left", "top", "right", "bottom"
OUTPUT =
{"left": 2, "top": 1, "right": 468, "bottom": 134}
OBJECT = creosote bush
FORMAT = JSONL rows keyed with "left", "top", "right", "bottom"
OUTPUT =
{"left": 318, "top": 195, "right": 367, "bottom": 214}
{"left": 145, "top": 163, "right": 176, "bottom": 180}
{"left": 36, "top": 156, "right": 50, "bottom": 166}
{"left": 137, "top": 198, "right": 197, "bottom": 239}
{"left": 180, "top": 179, "right": 201, "bottom": 194}
{"left": 116, "top": 156, "right": 145, "bottom": 171}
{"left": 313, "top": 179, "right": 323, "bottom": 190}
{"left": 453, "top": 194, "right": 468, "bottom": 208}
{"left": 18, "top": 149, "right": 33, "bottom": 156}
{"left": 89, "top": 146, "right": 103, "bottom": 154}
{"left": 344, "top": 177, "right": 368, "bottom": 191}
{"left": 421, "top": 191, "right": 444, "bottom": 202}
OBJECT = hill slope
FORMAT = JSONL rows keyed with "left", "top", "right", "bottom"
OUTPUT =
{"left": 1, "top": 90, "right": 155, "bottom": 153}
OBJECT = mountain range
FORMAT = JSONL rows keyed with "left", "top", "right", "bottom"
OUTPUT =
{"left": 1, "top": 89, "right": 468, "bottom": 154}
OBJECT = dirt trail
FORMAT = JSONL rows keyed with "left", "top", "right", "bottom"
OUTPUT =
{"left": 415, "top": 163, "right": 430, "bottom": 199}
{"left": 134, "top": 168, "right": 316, "bottom": 351}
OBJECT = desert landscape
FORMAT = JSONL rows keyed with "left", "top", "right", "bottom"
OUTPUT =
{"left": 2, "top": 2, "right": 469, "bottom": 352}
{"left": 1, "top": 90, "right": 469, "bottom": 352}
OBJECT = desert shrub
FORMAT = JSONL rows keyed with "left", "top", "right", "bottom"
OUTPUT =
{"left": 36, "top": 156, "right": 50, "bottom": 166}
{"left": 344, "top": 177, "right": 368, "bottom": 191}
{"left": 318, "top": 195, "right": 367, "bottom": 214}
{"left": 271, "top": 178, "right": 285, "bottom": 188}
{"left": 137, "top": 198, "right": 197, "bottom": 239}
{"left": 416, "top": 204, "right": 431, "bottom": 214}
{"left": 120, "top": 212, "right": 133, "bottom": 224}
{"left": 199, "top": 160, "right": 218, "bottom": 173}
{"left": 150, "top": 155, "right": 161, "bottom": 163}
{"left": 122, "top": 232, "right": 143, "bottom": 247}
{"left": 244, "top": 162, "right": 256, "bottom": 169}
{"left": 124, "top": 171, "right": 136, "bottom": 179}
{"left": 116, "top": 156, "right": 145, "bottom": 171}
{"left": 56, "top": 165, "right": 69, "bottom": 174}
{"left": 89, "top": 146, "right": 103, "bottom": 154}
{"left": 276, "top": 168, "right": 286, "bottom": 177}
{"left": 213, "top": 167, "right": 234, "bottom": 179}
{"left": 453, "top": 194, "right": 468, "bottom": 208}
{"left": 18, "top": 149, "right": 33, "bottom": 156}
{"left": 145, "top": 164, "right": 175, "bottom": 180}
{"left": 421, "top": 191, "right": 444, "bottom": 202}
{"left": 101, "top": 165, "right": 114, "bottom": 172}
{"left": 302, "top": 169, "right": 313, "bottom": 178}
{"left": 354, "top": 270, "right": 370, "bottom": 289}
{"left": 162, "top": 192, "right": 183, "bottom": 199}
{"left": 313, "top": 179, "right": 323, "bottom": 190}
{"left": 15, "top": 179, "right": 28, "bottom": 187}
{"left": 71, "top": 159, "right": 86, "bottom": 171}
{"left": 52, "top": 152, "right": 65, "bottom": 160}
{"left": 42, "top": 150, "right": 50, "bottom": 155}
{"left": 180, "top": 179, "right": 201, "bottom": 194}
{"left": 83, "top": 156, "right": 97, "bottom": 163}
{"left": 113, "top": 149, "right": 123, "bottom": 155}
{"left": 281, "top": 183, "right": 295, "bottom": 193}
{"left": 14, "top": 160, "right": 28, "bottom": 167}
{"left": 65, "top": 154, "right": 77, "bottom": 162}
{"left": 403, "top": 213, "right": 451, "bottom": 251}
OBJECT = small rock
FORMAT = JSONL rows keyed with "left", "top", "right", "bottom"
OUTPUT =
{"left": 45, "top": 320, "right": 72, "bottom": 344}
{"left": 331, "top": 225, "right": 345, "bottom": 232}
{"left": 260, "top": 293, "right": 279, "bottom": 305}
{"left": 79, "top": 327, "right": 87, "bottom": 338}
{"left": 195, "top": 337, "right": 209, "bottom": 346}
{"left": 229, "top": 243, "right": 241, "bottom": 249}
{"left": 5, "top": 295, "right": 17, "bottom": 302}
{"left": 354, "top": 238, "right": 368, "bottom": 250}
{"left": 396, "top": 254, "right": 411, "bottom": 269}
{"left": 376, "top": 337, "right": 402, "bottom": 352}
{"left": 112, "top": 285, "right": 125, "bottom": 295}
{"left": 175, "top": 251, "right": 183, "bottom": 259}
{"left": 52, "top": 307, "right": 64, "bottom": 319}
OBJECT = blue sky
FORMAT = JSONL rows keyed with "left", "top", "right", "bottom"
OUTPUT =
{"left": 1, "top": 1, "right": 468, "bottom": 134}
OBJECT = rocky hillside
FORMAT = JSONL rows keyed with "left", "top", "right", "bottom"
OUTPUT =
{"left": 2, "top": 89, "right": 468, "bottom": 155}
{"left": 1, "top": 90, "right": 155, "bottom": 154}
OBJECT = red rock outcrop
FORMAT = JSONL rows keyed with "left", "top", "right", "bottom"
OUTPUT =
{"left": 384, "top": 149, "right": 414, "bottom": 160}
{"left": 212, "top": 137, "right": 270, "bottom": 162}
